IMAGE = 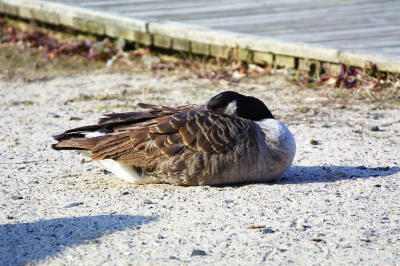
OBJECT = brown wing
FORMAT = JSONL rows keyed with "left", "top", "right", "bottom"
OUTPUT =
{"left": 97, "top": 103, "right": 195, "bottom": 126}
{"left": 52, "top": 103, "right": 202, "bottom": 152}
{"left": 52, "top": 104, "right": 255, "bottom": 168}
{"left": 89, "top": 110, "right": 254, "bottom": 165}
{"left": 52, "top": 103, "right": 199, "bottom": 142}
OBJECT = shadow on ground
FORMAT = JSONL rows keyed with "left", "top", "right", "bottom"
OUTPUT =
{"left": 0, "top": 214, "right": 154, "bottom": 265}
{"left": 280, "top": 165, "right": 399, "bottom": 184}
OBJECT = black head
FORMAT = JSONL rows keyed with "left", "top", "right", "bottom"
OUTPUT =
{"left": 206, "top": 91, "right": 274, "bottom": 120}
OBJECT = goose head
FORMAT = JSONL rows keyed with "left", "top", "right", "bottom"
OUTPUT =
{"left": 206, "top": 91, "right": 274, "bottom": 121}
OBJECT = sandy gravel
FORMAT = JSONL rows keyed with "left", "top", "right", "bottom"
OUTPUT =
{"left": 0, "top": 70, "right": 399, "bottom": 265}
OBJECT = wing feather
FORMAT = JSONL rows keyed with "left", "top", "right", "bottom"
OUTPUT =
{"left": 52, "top": 103, "right": 255, "bottom": 168}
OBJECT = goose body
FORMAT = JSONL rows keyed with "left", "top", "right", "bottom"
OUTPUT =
{"left": 52, "top": 91, "right": 296, "bottom": 186}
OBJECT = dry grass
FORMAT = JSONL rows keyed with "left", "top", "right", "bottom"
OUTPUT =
{"left": 1, "top": 17, "right": 399, "bottom": 107}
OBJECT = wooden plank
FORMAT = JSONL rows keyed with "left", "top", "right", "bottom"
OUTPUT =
{"left": 206, "top": 10, "right": 398, "bottom": 37}
{"left": 1, "top": 2, "right": 18, "bottom": 16}
{"left": 120, "top": 2, "right": 299, "bottom": 17}
{"left": 110, "top": 0, "right": 327, "bottom": 13}
{"left": 134, "top": 31, "right": 152, "bottom": 45}
{"left": 117, "top": 0, "right": 378, "bottom": 17}
{"left": 0, "top": 0, "right": 148, "bottom": 36}
{"left": 357, "top": 48, "right": 400, "bottom": 61}
{"left": 121, "top": 0, "right": 384, "bottom": 21}
{"left": 272, "top": 23, "right": 399, "bottom": 45}
{"left": 253, "top": 51, "right": 273, "bottom": 65}
{"left": 236, "top": 11, "right": 400, "bottom": 36}
{"left": 275, "top": 55, "right": 296, "bottom": 68}
{"left": 179, "top": 1, "right": 396, "bottom": 27}
{"left": 31, "top": 9, "right": 60, "bottom": 25}
{"left": 172, "top": 38, "right": 190, "bottom": 52}
{"left": 249, "top": 21, "right": 398, "bottom": 38}
{"left": 321, "top": 62, "right": 341, "bottom": 74}
{"left": 360, "top": 47, "right": 400, "bottom": 54}
{"left": 82, "top": 0, "right": 232, "bottom": 9}
{"left": 273, "top": 26, "right": 400, "bottom": 43}
{"left": 148, "top": 20, "right": 386, "bottom": 65}
{"left": 81, "top": 0, "right": 171, "bottom": 7}
{"left": 94, "top": 0, "right": 237, "bottom": 13}
{"left": 153, "top": 34, "right": 172, "bottom": 49}
{"left": 315, "top": 37, "right": 400, "bottom": 50}
{"left": 191, "top": 41, "right": 210, "bottom": 55}
{"left": 233, "top": 48, "right": 252, "bottom": 62}
{"left": 210, "top": 44, "right": 232, "bottom": 59}
{"left": 338, "top": 51, "right": 400, "bottom": 72}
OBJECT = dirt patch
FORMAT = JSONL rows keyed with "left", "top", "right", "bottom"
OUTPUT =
{"left": 1, "top": 17, "right": 399, "bottom": 106}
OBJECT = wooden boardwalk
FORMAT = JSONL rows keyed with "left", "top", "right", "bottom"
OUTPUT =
{"left": 1, "top": 0, "right": 400, "bottom": 73}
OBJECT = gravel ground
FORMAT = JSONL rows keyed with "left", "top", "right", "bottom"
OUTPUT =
{"left": 0, "top": 69, "right": 399, "bottom": 265}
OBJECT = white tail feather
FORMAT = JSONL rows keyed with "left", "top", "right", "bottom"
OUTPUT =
{"left": 99, "top": 159, "right": 160, "bottom": 184}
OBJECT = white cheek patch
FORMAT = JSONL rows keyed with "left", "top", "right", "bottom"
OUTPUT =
{"left": 224, "top": 99, "right": 238, "bottom": 116}
{"left": 85, "top": 131, "right": 106, "bottom": 138}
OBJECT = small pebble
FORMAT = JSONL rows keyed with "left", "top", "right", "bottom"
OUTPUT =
{"left": 372, "top": 114, "right": 384, "bottom": 120}
{"left": 64, "top": 202, "right": 83, "bottom": 208}
{"left": 248, "top": 225, "right": 266, "bottom": 229}
{"left": 122, "top": 191, "right": 130, "bottom": 195}
{"left": 334, "top": 120, "right": 352, "bottom": 127}
{"left": 370, "top": 126, "right": 380, "bottom": 131}
{"left": 49, "top": 112, "right": 60, "bottom": 118}
{"left": 143, "top": 199, "right": 154, "bottom": 204}
{"left": 10, "top": 100, "right": 33, "bottom": 106}
{"left": 191, "top": 249, "right": 207, "bottom": 256}
{"left": 11, "top": 195, "right": 23, "bottom": 200}
{"left": 362, "top": 230, "right": 375, "bottom": 237}
{"left": 310, "top": 238, "right": 325, "bottom": 243}
{"left": 297, "top": 225, "right": 311, "bottom": 231}
{"left": 262, "top": 228, "right": 275, "bottom": 234}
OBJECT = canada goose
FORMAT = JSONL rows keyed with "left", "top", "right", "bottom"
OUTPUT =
{"left": 52, "top": 91, "right": 296, "bottom": 186}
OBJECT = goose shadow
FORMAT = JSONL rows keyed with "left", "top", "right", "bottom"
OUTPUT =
{"left": 280, "top": 165, "right": 399, "bottom": 184}
{"left": 0, "top": 214, "right": 154, "bottom": 265}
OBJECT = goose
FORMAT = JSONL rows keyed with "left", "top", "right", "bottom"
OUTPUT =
{"left": 52, "top": 91, "right": 296, "bottom": 186}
